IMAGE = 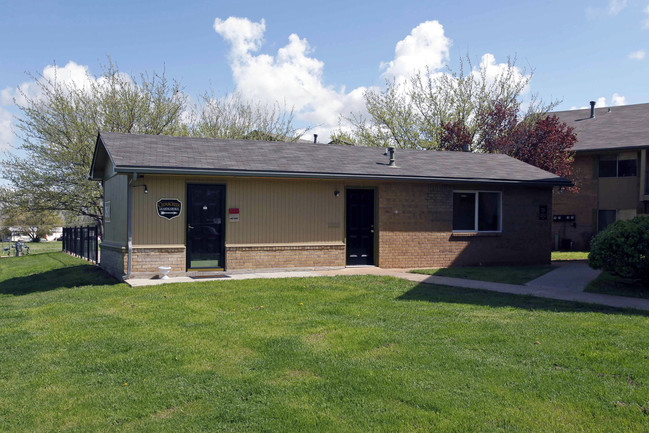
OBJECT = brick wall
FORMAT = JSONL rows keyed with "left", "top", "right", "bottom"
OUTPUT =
{"left": 377, "top": 182, "right": 552, "bottom": 268}
{"left": 226, "top": 245, "right": 345, "bottom": 270}
{"left": 100, "top": 244, "right": 186, "bottom": 278}
{"left": 131, "top": 247, "right": 185, "bottom": 275}
{"left": 99, "top": 244, "right": 127, "bottom": 280}
{"left": 552, "top": 154, "right": 598, "bottom": 250}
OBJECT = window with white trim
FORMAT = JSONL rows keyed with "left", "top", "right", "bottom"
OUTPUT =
{"left": 452, "top": 191, "right": 502, "bottom": 232}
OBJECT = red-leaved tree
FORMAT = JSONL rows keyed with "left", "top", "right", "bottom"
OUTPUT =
{"left": 470, "top": 100, "right": 577, "bottom": 185}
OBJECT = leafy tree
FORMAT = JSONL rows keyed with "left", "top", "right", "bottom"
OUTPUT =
{"left": 346, "top": 55, "right": 575, "bottom": 178}
{"left": 472, "top": 100, "right": 576, "bottom": 180}
{"left": 191, "top": 93, "right": 308, "bottom": 141}
{"left": 2, "top": 60, "right": 188, "bottom": 230}
{"left": 2, "top": 204, "right": 63, "bottom": 241}
{"left": 0, "top": 226, "right": 10, "bottom": 242}
{"left": 328, "top": 129, "right": 357, "bottom": 145}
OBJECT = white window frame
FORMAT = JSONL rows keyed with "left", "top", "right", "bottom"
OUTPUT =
{"left": 452, "top": 190, "right": 502, "bottom": 233}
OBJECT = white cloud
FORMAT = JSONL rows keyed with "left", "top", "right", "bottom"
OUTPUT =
{"left": 214, "top": 17, "right": 372, "bottom": 140}
{"left": 474, "top": 53, "right": 531, "bottom": 94}
{"left": 3, "top": 61, "right": 100, "bottom": 107}
{"left": 381, "top": 20, "right": 451, "bottom": 81}
{"left": 611, "top": 92, "right": 626, "bottom": 105}
{"left": 0, "top": 107, "right": 14, "bottom": 151}
{"left": 213, "top": 17, "right": 266, "bottom": 58}
{"left": 0, "top": 61, "right": 133, "bottom": 148}
{"left": 1, "top": 87, "right": 14, "bottom": 106}
{"left": 608, "top": 0, "right": 627, "bottom": 15}
{"left": 629, "top": 49, "right": 646, "bottom": 59}
{"left": 213, "top": 17, "right": 525, "bottom": 141}
{"left": 644, "top": 5, "right": 649, "bottom": 28}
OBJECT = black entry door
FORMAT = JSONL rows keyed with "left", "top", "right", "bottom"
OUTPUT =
{"left": 346, "top": 189, "right": 375, "bottom": 265}
{"left": 187, "top": 184, "right": 225, "bottom": 269}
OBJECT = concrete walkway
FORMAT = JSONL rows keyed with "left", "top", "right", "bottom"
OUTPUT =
{"left": 127, "top": 264, "right": 649, "bottom": 312}
{"left": 526, "top": 261, "right": 601, "bottom": 291}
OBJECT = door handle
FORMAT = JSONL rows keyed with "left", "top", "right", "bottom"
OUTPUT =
{"left": 188, "top": 225, "right": 194, "bottom": 229}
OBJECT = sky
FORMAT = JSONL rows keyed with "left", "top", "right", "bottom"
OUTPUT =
{"left": 1, "top": 0, "right": 648, "bottom": 156}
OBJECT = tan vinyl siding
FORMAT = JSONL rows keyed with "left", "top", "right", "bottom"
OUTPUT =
{"left": 132, "top": 176, "right": 186, "bottom": 246}
{"left": 226, "top": 178, "right": 344, "bottom": 245}
{"left": 103, "top": 174, "right": 128, "bottom": 245}
{"left": 131, "top": 175, "right": 345, "bottom": 247}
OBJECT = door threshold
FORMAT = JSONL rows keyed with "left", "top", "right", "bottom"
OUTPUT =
{"left": 345, "top": 265, "right": 377, "bottom": 268}
{"left": 187, "top": 268, "right": 225, "bottom": 271}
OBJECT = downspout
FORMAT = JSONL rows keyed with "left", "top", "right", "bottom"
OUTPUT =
{"left": 124, "top": 172, "right": 137, "bottom": 280}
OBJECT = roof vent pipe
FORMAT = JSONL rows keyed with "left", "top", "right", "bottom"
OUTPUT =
{"left": 388, "top": 147, "right": 396, "bottom": 167}
{"left": 590, "top": 101, "right": 596, "bottom": 118}
{"left": 313, "top": 134, "right": 318, "bottom": 143}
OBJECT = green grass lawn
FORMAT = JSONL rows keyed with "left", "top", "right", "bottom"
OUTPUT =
{"left": 586, "top": 272, "right": 649, "bottom": 299}
{"left": 2, "top": 253, "right": 649, "bottom": 432}
{"left": 411, "top": 265, "right": 555, "bottom": 285}
{"left": 551, "top": 251, "right": 589, "bottom": 261}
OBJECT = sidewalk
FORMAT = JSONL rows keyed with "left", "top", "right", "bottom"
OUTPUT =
{"left": 127, "top": 264, "right": 649, "bottom": 312}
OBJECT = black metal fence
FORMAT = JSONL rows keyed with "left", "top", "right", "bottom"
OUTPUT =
{"left": 62, "top": 226, "right": 99, "bottom": 263}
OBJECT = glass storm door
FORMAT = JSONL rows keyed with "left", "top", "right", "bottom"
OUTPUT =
{"left": 346, "top": 189, "right": 375, "bottom": 265}
{"left": 186, "top": 184, "right": 225, "bottom": 269}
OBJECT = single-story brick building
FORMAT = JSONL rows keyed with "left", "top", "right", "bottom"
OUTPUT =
{"left": 89, "top": 132, "right": 570, "bottom": 280}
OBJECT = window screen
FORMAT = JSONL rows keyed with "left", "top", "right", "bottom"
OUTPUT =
{"left": 478, "top": 192, "right": 500, "bottom": 231}
{"left": 617, "top": 159, "right": 637, "bottom": 177}
{"left": 453, "top": 192, "right": 476, "bottom": 231}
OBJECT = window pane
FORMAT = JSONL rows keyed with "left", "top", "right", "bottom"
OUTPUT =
{"left": 597, "top": 210, "right": 616, "bottom": 232}
{"left": 453, "top": 192, "right": 475, "bottom": 231}
{"left": 478, "top": 192, "right": 500, "bottom": 231}
{"left": 618, "top": 159, "right": 637, "bottom": 177}
{"left": 598, "top": 155, "right": 617, "bottom": 177}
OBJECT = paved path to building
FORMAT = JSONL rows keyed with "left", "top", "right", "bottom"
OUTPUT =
{"left": 525, "top": 261, "right": 601, "bottom": 292}
{"left": 127, "top": 263, "right": 649, "bottom": 312}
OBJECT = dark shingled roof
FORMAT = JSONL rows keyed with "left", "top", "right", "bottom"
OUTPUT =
{"left": 90, "top": 131, "right": 570, "bottom": 186}
{"left": 553, "top": 102, "right": 649, "bottom": 152}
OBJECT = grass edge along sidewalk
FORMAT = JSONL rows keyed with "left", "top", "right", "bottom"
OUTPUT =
{"left": 410, "top": 265, "right": 556, "bottom": 285}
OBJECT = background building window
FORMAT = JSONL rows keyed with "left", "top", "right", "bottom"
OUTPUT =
{"left": 453, "top": 191, "right": 501, "bottom": 232}
{"left": 598, "top": 153, "right": 638, "bottom": 178}
{"left": 597, "top": 209, "right": 616, "bottom": 232}
{"left": 598, "top": 155, "right": 617, "bottom": 177}
{"left": 618, "top": 158, "right": 637, "bottom": 177}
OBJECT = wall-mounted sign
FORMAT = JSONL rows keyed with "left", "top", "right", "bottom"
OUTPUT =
{"left": 157, "top": 198, "right": 182, "bottom": 220}
{"left": 229, "top": 207, "right": 240, "bottom": 222}
{"left": 538, "top": 205, "right": 547, "bottom": 221}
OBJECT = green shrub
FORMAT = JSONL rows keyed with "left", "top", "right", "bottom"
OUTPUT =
{"left": 589, "top": 216, "right": 649, "bottom": 285}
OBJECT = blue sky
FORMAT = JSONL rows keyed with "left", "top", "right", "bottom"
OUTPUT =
{"left": 1, "top": 0, "right": 648, "bottom": 152}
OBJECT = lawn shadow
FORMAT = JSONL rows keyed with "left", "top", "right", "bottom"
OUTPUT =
{"left": 0, "top": 264, "right": 119, "bottom": 296}
{"left": 397, "top": 282, "right": 649, "bottom": 317}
